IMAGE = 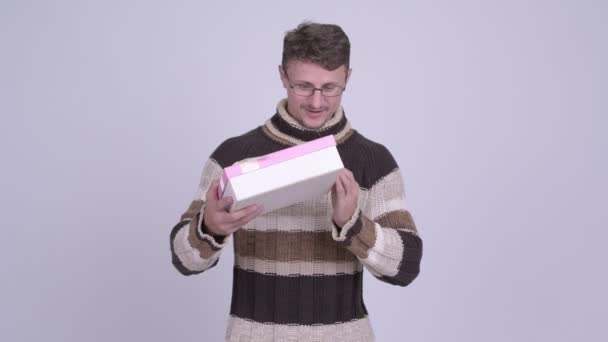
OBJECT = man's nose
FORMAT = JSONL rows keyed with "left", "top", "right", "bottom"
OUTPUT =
{"left": 310, "top": 89, "right": 323, "bottom": 108}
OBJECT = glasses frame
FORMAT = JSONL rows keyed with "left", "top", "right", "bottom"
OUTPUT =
{"left": 282, "top": 66, "right": 347, "bottom": 97}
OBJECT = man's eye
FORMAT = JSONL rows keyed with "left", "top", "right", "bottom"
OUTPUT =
{"left": 322, "top": 85, "right": 338, "bottom": 91}
{"left": 296, "top": 84, "right": 314, "bottom": 90}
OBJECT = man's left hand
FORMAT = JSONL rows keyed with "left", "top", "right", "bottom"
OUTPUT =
{"left": 331, "top": 169, "right": 360, "bottom": 228}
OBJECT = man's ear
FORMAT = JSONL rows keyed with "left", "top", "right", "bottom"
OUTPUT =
{"left": 278, "top": 64, "right": 289, "bottom": 89}
{"left": 346, "top": 68, "right": 352, "bottom": 84}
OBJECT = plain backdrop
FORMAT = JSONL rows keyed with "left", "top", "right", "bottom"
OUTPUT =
{"left": 1, "top": 1, "right": 606, "bottom": 341}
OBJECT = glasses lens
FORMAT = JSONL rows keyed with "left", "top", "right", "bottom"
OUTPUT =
{"left": 293, "top": 84, "right": 313, "bottom": 96}
{"left": 291, "top": 84, "right": 344, "bottom": 97}
{"left": 322, "top": 87, "right": 343, "bottom": 97}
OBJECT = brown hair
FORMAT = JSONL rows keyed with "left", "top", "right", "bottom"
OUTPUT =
{"left": 282, "top": 22, "right": 350, "bottom": 71}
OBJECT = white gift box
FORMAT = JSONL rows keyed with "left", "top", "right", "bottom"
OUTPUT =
{"left": 219, "top": 135, "right": 344, "bottom": 214}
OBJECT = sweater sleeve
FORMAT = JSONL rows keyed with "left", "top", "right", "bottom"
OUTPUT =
{"left": 170, "top": 158, "right": 229, "bottom": 276}
{"left": 331, "top": 167, "right": 423, "bottom": 287}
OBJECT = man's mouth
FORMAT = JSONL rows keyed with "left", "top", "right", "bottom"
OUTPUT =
{"left": 305, "top": 108, "right": 324, "bottom": 117}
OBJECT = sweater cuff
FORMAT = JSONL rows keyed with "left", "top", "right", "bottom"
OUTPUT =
{"left": 331, "top": 205, "right": 380, "bottom": 260}
{"left": 194, "top": 205, "right": 229, "bottom": 248}
{"left": 331, "top": 203, "right": 362, "bottom": 244}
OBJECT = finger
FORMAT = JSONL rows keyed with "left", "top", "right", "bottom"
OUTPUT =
{"left": 206, "top": 180, "right": 220, "bottom": 202}
{"left": 345, "top": 170, "right": 356, "bottom": 184}
{"left": 344, "top": 175, "right": 355, "bottom": 197}
{"left": 342, "top": 170, "right": 357, "bottom": 187}
{"left": 233, "top": 205, "right": 264, "bottom": 228}
{"left": 336, "top": 174, "right": 346, "bottom": 196}
{"left": 342, "top": 169, "right": 355, "bottom": 185}
{"left": 346, "top": 173, "right": 359, "bottom": 193}
{"left": 351, "top": 181, "right": 360, "bottom": 196}
{"left": 217, "top": 196, "right": 234, "bottom": 211}
{"left": 227, "top": 204, "right": 261, "bottom": 223}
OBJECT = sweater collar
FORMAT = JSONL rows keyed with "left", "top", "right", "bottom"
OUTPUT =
{"left": 262, "top": 99, "right": 353, "bottom": 146}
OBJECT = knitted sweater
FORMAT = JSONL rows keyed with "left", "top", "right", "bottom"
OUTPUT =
{"left": 170, "top": 99, "right": 423, "bottom": 342}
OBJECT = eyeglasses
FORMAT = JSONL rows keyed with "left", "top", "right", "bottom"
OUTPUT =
{"left": 283, "top": 69, "right": 346, "bottom": 97}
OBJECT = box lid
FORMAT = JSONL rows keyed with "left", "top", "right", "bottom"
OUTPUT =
{"left": 222, "top": 135, "right": 337, "bottom": 182}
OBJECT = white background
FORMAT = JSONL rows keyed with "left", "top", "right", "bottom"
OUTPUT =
{"left": 1, "top": 1, "right": 606, "bottom": 341}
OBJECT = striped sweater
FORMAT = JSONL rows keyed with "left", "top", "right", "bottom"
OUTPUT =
{"left": 170, "top": 99, "right": 423, "bottom": 341}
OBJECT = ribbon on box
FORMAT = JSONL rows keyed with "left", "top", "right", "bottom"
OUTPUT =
{"left": 219, "top": 135, "right": 337, "bottom": 199}
{"left": 218, "top": 156, "right": 265, "bottom": 199}
{"left": 235, "top": 156, "right": 265, "bottom": 173}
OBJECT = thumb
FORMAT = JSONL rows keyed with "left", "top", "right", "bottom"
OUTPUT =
{"left": 335, "top": 174, "right": 346, "bottom": 197}
{"left": 206, "top": 180, "right": 220, "bottom": 202}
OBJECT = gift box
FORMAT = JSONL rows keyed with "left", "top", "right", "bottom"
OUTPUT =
{"left": 219, "top": 135, "right": 344, "bottom": 214}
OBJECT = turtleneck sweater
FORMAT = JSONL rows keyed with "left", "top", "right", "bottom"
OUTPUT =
{"left": 170, "top": 99, "right": 423, "bottom": 342}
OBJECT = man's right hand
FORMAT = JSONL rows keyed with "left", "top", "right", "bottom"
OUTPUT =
{"left": 202, "top": 179, "right": 264, "bottom": 237}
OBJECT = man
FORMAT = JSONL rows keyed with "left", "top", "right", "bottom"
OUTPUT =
{"left": 170, "top": 22, "right": 423, "bottom": 342}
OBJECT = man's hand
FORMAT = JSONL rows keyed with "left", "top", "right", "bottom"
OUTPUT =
{"left": 203, "top": 180, "right": 264, "bottom": 236}
{"left": 331, "top": 169, "right": 360, "bottom": 228}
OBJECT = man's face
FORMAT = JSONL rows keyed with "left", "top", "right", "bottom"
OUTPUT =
{"left": 279, "top": 60, "right": 351, "bottom": 129}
